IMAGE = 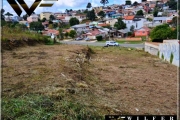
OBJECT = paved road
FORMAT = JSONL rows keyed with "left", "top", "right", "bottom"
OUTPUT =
{"left": 60, "top": 40, "right": 145, "bottom": 49}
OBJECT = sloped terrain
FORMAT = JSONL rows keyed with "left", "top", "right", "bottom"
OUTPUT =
{"left": 2, "top": 44, "right": 177, "bottom": 119}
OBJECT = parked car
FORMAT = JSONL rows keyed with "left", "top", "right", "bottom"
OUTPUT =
{"left": 106, "top": 41, "right": 119, "bottom": 46}
{"left": 75, "top": 37, "right": 83, "bottom": 40}
{"left": 84, "top": 37, "right": 90, "bottom": 41}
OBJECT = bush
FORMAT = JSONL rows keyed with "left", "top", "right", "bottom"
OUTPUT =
{"left": 170, "top": 53, "right": 174, "bottom": 63}
{"left": 96, "top": 36, "right": 103, "bottom": 41}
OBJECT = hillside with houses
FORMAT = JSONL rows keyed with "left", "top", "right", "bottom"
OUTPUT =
{"left": 1, "top": 0, "right": 179, "bottom": 42}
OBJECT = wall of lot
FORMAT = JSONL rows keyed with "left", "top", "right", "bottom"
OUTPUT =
{"left": 145, "top": 40, "right": 179, "bottom": 67}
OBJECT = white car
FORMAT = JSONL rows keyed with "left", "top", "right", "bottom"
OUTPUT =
{"left": 75, "top": 37, "right": 83, "bottom": 40}
{"left": 106, "top": 41, "right": 119, "bottom": 46}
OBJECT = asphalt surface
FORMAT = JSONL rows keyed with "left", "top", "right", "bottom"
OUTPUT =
{"left": 60, "top": 40, "right": 145, "bottom": 49}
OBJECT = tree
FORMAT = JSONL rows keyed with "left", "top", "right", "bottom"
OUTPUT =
{"left": 30, "top": 22, "right": 44, "bottom": 31}
{"left": 53, "top": 23, "right": 58, "bottom": 28}
{"left": 114, "top": 18, "right": 126, "bottom": 30}
{"left": 166, "top": 0, "right": 178, "bottom": 10}
{"left": 133, "top": 1, "right": 138, "bottom": 6}
{"left": 69, "top": 17, "right": 79, "bottom": 26}
{"left": 130, "top": 25, "right": 135, "bottom": 32}
{"left": 23, "top": 14, "right": 28, "bottom": 20}
{"left": 150, "top": 24, "right": 174, "bottom": 41}
{"left": 59, "top": 28, "right": 64, "bottom": 40}
{"left": 136, "top": 10, "right": 144, "bottom": 16}
{"left": 86, "top": 2, "right": 92, "bottom": 9}
{"left": 5, "top": 12, "right": 13, "bottom": 21}
{"left": 1, "top": 9, "right": 5, "bottom": 20}
{"left": 84, "top": 9, "right": 88, "bottom": 14}
{"left": 49, "top": 15, "right": 55, "bottom": 21}
{"left": 86, "top": 9, "right": 96, "bottom": 21}
{"left": 153, "top": 7, "right": 158, "bottom": 17}
{"left": 170, "top": 17, "right": 177, "bottom": 27}
{"left": 64, "top": 32, "right": 69, "bottom": 38}
{"left": 69, "top": 30, "right": 76, "bottom": 38}
{"left": 42, "top": 18, "right": 46, "bottom": 22}
{"left": 65, "top": 9, "right": 70, "bottom": 14}
{"left": 125, "top": 0, "right": 131, "bottom": 5}
{"left": 48, "top": 24, "right": 53, "bottom": 29}
{"left": 98, "top": 11, "right": 105, "bottom": 20}
{"left": 100, "top": 0, "right": 109, "bottom": 7}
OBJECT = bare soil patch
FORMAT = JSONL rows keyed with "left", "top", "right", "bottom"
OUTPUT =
{"left": 2, "top": 44, "right": 177, "bottom": 119}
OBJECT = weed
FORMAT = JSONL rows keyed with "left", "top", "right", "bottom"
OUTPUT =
{"left": 170, "top": 53, "right": 174, "bottom": 63}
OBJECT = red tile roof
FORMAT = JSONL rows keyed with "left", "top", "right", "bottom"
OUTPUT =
{"left": 57, "top": 16, "right": 65, "bottom": 20}
{"left": 98, "top": 23, "right": 110, "bottom": 27}
{"left": 42, "top": 29, "right": 59, "bottom": 36}
{"left": 124, "top": 16, "right": 135, "bottom": 20}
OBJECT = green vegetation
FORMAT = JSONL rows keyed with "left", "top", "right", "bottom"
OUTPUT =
{"left": 2, "top": 94, "right": 103, "bottom": 120}
{"left": 96, "top": 35, "right": 103, "bottom": 41}
{"left": 69, "top": 17, "right": 80, "bottom": 26}
{"left": 150, "top": 24, "right": 176, "bottom": 41}
{"left": 161, "top": 54, "right": 164, "bottom": 59}
{"left": 69, "top": 30, "right": 77, "bottom": 38}
{"left": 114, "top": 18, "right": 126, "bottom": 30}
{"left": 157, "top": 51, "right": 159, "bottom": 57}
{"left": 30, "top": 22, "right": 44, "bottom": 31}
{"left": 136, "top": 10, "right": 144, "bottom": 16}
{"left": 86, "top": 9, "right": 96, "bottom": 21}
{"left": 98, "top": 11, "right": 105, "bottom": 19}
{"left": 170, "top": 53, "right": 174, "bottom": 63}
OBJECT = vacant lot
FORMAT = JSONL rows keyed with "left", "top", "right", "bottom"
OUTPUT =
{"left": 2, "top": 44, "right": 177, "bottom": 120}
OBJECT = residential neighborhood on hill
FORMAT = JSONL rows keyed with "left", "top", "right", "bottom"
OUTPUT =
{"left": 1, "top": 0, "right": 179, "bottom": 42}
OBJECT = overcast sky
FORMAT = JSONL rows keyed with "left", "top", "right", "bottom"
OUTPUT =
{"left": 2, "top": 0, "right": 141, "bottom": 16}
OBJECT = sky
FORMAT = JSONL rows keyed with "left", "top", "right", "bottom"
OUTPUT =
{"left": 2, "top": 0, "right": 141, "bottom": 16}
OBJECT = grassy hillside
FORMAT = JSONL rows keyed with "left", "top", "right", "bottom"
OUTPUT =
{"left": 2, "top": 44, "right": 177, "bottom": 119}
{"left": 1, "top": 26, "right": 50, "bottom": 50}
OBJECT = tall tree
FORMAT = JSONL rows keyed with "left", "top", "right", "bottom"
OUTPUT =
{"left": 130, "top": 25, "right": 135, "bottom": 32}
{"left": 65, "top": 9, "right": 70, "bottom": 14}
{"left": 98, "top": 11, "right": 105, "bottom": 20}
{"left": 114, "top": 18, "right": 126, "bottom": 30}
{"left": 136, "top": 10, "right": 144, "bottom": 16}
{"left": 23, "top": 14, "right": 28, "bottom": 20}
{"left": 69, "top": 17, "right": 79, "bottom": 26}
{"left": 133, "top": 1, "right": 138, "bottom": 6}
{"left": 1, "top": 9, "right": 5, "bottom": 20}
{"left": 125, "top": 0, "right": 131, "bottom": 5}
{"left": 59, "top": 28, "right": 64, "bottom": 40}
{"left": 86, "top": 9, "right": 96, "bottom": 21}
{"left": 86, "top": 2, "right": 92, "bottom": 10}
{"left": 100, "top": 0, "right": 109, "bottom": 7}
{"left": 42, "top": 18, "right": 47, "bottom": 22}
{"left": 153, "top": 7, "right": 158, "bottom": 17}
{"left": 49, "top": 15, "right": 55, "bottom": 21}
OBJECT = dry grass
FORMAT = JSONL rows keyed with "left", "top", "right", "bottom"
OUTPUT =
{"left": 2, "top": 44, "right": 177, "bottom": 119}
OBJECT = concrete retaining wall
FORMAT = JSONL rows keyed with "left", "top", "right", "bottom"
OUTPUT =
{"left": 145, "top": 40, "right": 179, "bottom": 67}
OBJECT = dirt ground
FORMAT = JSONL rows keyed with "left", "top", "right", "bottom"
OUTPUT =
{"left": 2, "top": 44, "right": 177, "bottom": 118}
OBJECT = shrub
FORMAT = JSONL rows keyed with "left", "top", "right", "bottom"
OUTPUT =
{"left": 96, "top": 36, "right": 103, "bottom": 41}
{"left": 170, "top": 53, "right": 174, "bottom": 63}
{"left": 161, "top": 54, "right": 164, "bottom": 59}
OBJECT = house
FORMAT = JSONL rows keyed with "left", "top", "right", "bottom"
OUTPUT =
{"left": 123, "top": 15, "right": 145, "bottom": 32}
{"left": 105, "top": 18, "right": 118, "bottom": 27}
{"left": 134, "top": 27, "right": 150, "bottom": 37}
{"left": 40, "top": 12, "right": 52, "bottom": 20}
{"left": 27, "top": 14, "right": 39, "bottom": 23}
{"left": 153, "top": 17, "right": 167, "bottom": 23}
{"left": 82, "top": 29, "right": 106, "bottom": 39}
{"left": 42, "top": 29, "right": 59, "bottom": 37}
{"left": 111, "top": 13, "right": 123, "bottom": 18}
{"left": 117, "top": 29, "right": 129, "bottom": 38}
{"left": 71, "top": 23, "right": 90, "bottom": 33}
{"left": 42, "top": 21, "right": 49, "bottom": 28}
